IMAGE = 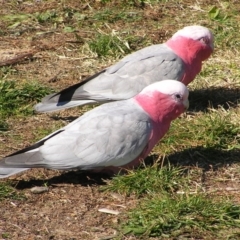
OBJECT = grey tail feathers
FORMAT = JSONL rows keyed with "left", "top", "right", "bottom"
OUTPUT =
{"left": 0, "top": 130, "right": 64, "bottom": 178}
{"left": 0, "top": 167, "right": 29, "bottom": 179}
{"left": 34, "top": 100, "right": 97, "bottom": 113}
{"left": 7, "top": 130, "right": 64, "bottom": 158}
{"left": 34, "top": 70, "right": 106, "bottom": 113}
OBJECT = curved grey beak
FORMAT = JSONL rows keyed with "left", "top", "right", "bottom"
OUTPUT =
{"left": 184, "top": 99, "right": 189, "bottom": 110}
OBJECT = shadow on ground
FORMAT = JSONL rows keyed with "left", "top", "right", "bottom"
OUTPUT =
{"left": 189, "top": 86, "right": 240, "bottom": 112}
{"left": 50, "top": 115, "right": 79, "bottom": 122}
{"left": 15, "top": 171, "right": 111, "bottom": 190}
{"left": 150, "top": 146, "right": 240, "bottom": 171}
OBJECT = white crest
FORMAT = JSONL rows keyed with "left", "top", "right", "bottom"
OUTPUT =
{"left": 172, "top": 25, "right": 214, "bottom": 43}
{"left": 140, "top": 80, "right": 189, "bottom": 98}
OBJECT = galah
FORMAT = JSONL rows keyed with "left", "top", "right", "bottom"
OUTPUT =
{"left": 0, "top": 80, "right": 189, "bottom": 178}
{"left": 34, "top": 25, "right": 213, "bottom": 113}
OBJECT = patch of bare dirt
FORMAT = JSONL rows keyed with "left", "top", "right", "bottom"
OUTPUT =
{"left": 0, "top": 170, "right": 139, "bottom": 240}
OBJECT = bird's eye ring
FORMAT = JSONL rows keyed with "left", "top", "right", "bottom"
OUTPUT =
{"left": 200, "top": 37, "right": 210, "bottom": 45}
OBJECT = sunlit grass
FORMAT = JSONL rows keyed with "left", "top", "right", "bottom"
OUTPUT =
{"left": 123, "top": 193, "right": 240, "bottom": 238}
{"left": 0, "top": 182, "right": 25, "bottom": 201}
{"left": 155, "top": 109, "right": 240, "bottom": 157}
{"left": 89, "top": 33, "right": 132, "bottom": 57}
{"left": 0, "top": 79, "right": 53, "bottom": 118}
{"left": 105, "top": 164, "right": 240, "bottom": 238}
{"left": 104, "top": 165, "right": 188, "bottom": 196}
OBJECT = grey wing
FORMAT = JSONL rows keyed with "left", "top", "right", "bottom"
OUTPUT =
{"left": 40, "top": 101, "right": 153, "bottom": 169}
{"left": 34, "top": 44, "right": 185, "bottom": 112}
{"left": 78, "top": 44, "right": 185, "bottom": 99}
{"left": 3, "top": 101, "right": 153, "bottom": 170}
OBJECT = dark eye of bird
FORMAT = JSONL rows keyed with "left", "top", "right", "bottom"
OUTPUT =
{"left": 175, "top": 94, "right": 181, "bottom": 99}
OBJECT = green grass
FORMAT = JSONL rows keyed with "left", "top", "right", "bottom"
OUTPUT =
{"left": 93, "top": 9, "right": 142, "bottom": 23}
{"left": 1, "top": 232, "right": 10, "bottom": 239}
{"left": 0, "top": 119, "right": 8, "bottom": 131}
{"left": 0, "top": 79, "right": 53, "bottom": 118}
{"left": 89, "top": 33, "right": 132, "bottom": 58}
{"left": 104, "top": 165, "right": 188, "bottom": 196}
{"left": 32, "top": 123, "right": 66, "bottom": 142}
{"left": 105, "top": 165, "right": 240, "bottom": 238}
{"left": 155, "top": 110, "right": 240, "bottom": 158}
{"left": 0, "top": 182, "right": 25, "bottom": 201}
{"left": 123, "top": 193, "right": 240, "bottom": 238}
{"left": 88, "top": 29, "right": 148, "bottom": 58}
{"left": 35, "top": 10, "right": 59, "bottom": 24}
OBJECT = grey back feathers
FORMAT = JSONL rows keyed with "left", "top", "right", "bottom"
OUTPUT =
{"left": 35, "top": 44, "right": 185, "bottom": 112}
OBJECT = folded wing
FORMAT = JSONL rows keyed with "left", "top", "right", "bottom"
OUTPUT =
{"left": 35, "top": 44, "right": 184, "bottom": 112}
{"left": 0, "top": 100, "right": 153, "bottom": 177}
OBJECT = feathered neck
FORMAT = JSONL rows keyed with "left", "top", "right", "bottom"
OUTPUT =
{"left": 166, "top": 36, "right": 212, "bottom": 85}
{"left": 166, "top": 36, "right": 212, "bottom": 63}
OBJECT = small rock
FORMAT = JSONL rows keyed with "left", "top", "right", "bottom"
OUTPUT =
{"left": 98, "top": 208, "right": 120, "bottom": 215}
{"left": 110, "top": 192, "right": 124, "bottom": 201}
{"left": 226, "top": 187, "right": 238, "bottom": 191}
{"left": 30, "top": 186, "right": 49, "bottom": 194}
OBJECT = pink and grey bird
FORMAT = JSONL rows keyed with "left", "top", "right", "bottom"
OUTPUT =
{"left": 0, "top": 80, "right": 189, "bottom": 178}
{"left": 34, "top": 25, "right": 213, "bottom": 113}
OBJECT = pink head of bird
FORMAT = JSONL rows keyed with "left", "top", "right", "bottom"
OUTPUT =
{"left": 168, "top": 25, "right": 214, "bottom": 62}
{"left": 135, "top": 80, "right": 189, "bottom": 122}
